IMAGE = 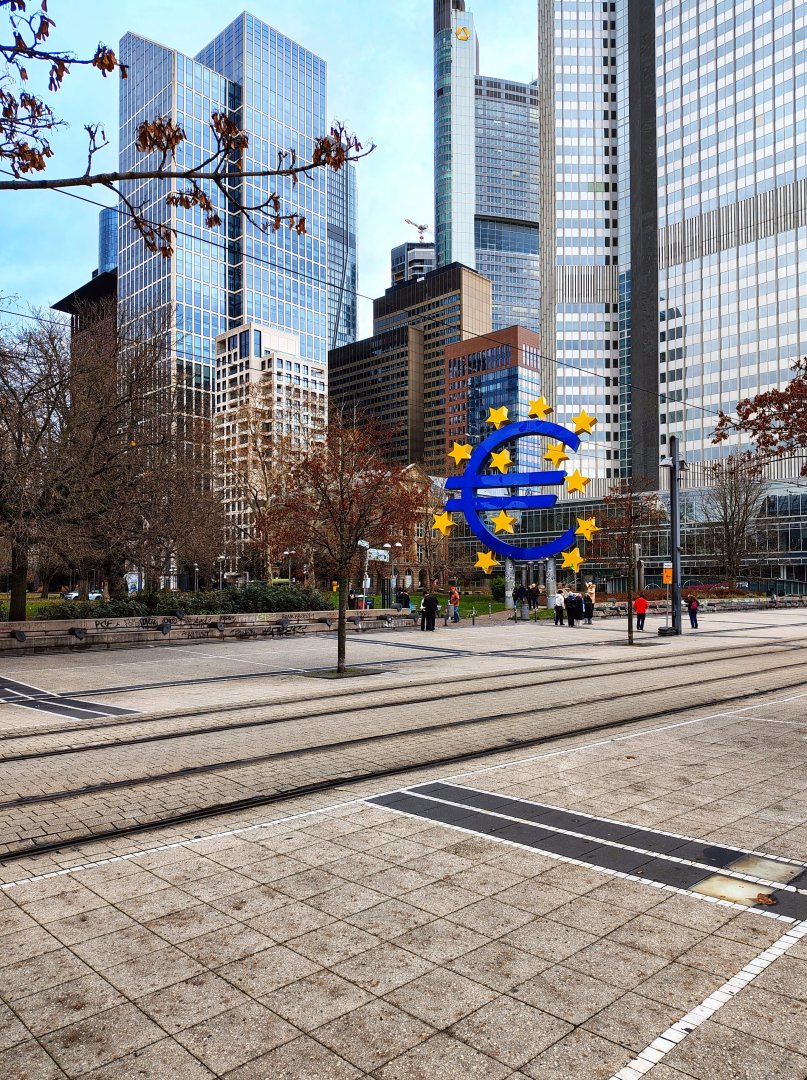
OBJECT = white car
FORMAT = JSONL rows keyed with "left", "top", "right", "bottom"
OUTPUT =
{"left": 64, "top": 591, "right": 103, "bottom": 601}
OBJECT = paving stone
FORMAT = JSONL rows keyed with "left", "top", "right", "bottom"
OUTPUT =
{"left": 104, "top": 944, "right": 204, "bottom": 997}
{"left": 222, "top": 1033, "right": 362, "bottom": 1079}
{"left": 45, "top": 904, "right": 136, "bottom": 947}
{"left": 375, "top": 1031, "right": 510, "bottom": 1080}
{"left": 305, "top": 881, "right": 388, "bottom": 918}
{"left": 583, "top": 990, "right": 680, "bottom": 1052}
{"left": 450, "top": 995, "right": 572, "bottom": 1067}
{"left": 247, "top": 901, "right": 333, "bottom": 942}
{"left": 675, "top": 935, "right": 761, "bottom": 978}
{"left": 714, "top": 985, "right": 807, "bottom": 1056}
{"left": 448, "top": 940, "right": 549, "bottom": 992}
{"left": 447, "top": 896, "right": 535, "bottom": 937}
{"left": 564, "top": 938, "right": 672, "bottom": 989}
{"left": 502, "top": 918, "right": 598, "bottom": 962}
{"left": 392, "top": 916, "right": 490, "bottom": 963}
{"left": 71, "top": 923, "right": 169, "bottom": 969}
{"left": 41, "top": 1001, "right": 163, "bottom": 1074}
{"left": 178, "top": 924, "right": 275, "bottom": 968}
{"left": 544, "top": 894, "right": 636, "bottom": 935}
{"left": 344, "top": 898, "right": 433, "bottom": 939}
{"left": 663, "top": 1017, "right": 807, "bottom": 1080}
{"left": 1, "top": 946, "right": 93, "bottom": 1001}
{"left": 136, "top": 970, "right": 251, "bottom": 1034}
{"left": 174, "top": 999, "right": 297, "bottom": 1074}
{"left": 0, "top": 1004, "right": 33, "bottom": 1053}
{"left": 332, "top": 942, "right": 434, "bottom": 996}
{"left": 0, "top": 1039, "right": 69, "bottom": 1079}
{"left": 313, "top": 998, "right": 435, "bottom": 1071}
{"left": 521, "top": 1027, "right": 640, "bottom": 1080}
{"left": 512, "top": 964, "right": 623, "bottom": 1025}
{"left": 216, "top": 943, "right": 320, "bottom": 997}
{"left": 286, "top": 920, "right": 381, "bottom": 966}
{"left": 636, "top": 959, "right": 725, "bottom": 1011}
{"left": 384, "top": 967, "right": 497, "bottom": 1028}
{"left": 0, "top": 924, "right": 62, "bottom": 967}
{"left": 82, "top": 1037, "right": 217, "bottom": 1079}
{"left": 263, "top": 969, "right": 372, "bottom": 1029}
{"left": 10, "top": 972, "right": 126, "bottom": 1036}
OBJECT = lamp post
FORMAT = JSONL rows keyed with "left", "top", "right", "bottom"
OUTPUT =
{"left": 217, "top": 554, "right": 225, "bottom": 593}
{"left": 283, "top": 550, "right": 296, "bottom": 584}
{"left": 193, "top": 563, "right": 199, "bottom": 593}
{"left": 661, "top": 435, "right": 688, "bottom": 634}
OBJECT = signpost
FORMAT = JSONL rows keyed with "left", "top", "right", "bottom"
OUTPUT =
{"left": 661, "top": 561, "right": 673, "bottom": 634}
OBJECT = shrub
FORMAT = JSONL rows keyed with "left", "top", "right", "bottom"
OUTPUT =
{"left": 489, "top": 577, "right": 506, "bottom": 602}
{"left": 34, "top": 584, "right": 334, "bottom": 620}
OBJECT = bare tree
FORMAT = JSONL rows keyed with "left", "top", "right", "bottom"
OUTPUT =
{"left": 600, "top": 479, "right": 665, "bottom": 645}
{"left": 267, "top": 414, "right": 429, "bottom": 673}
{"left": 0, "top": 2, "right": 371, "bottom": 254}
{"left": 701, "top": 453, "right": 767, "bottom": 586}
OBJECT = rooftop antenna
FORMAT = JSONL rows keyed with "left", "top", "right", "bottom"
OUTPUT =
{"left": 404, "top": 218, "right": 431, "bottom": 243}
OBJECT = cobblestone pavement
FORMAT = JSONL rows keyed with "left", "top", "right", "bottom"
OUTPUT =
{"left": 0, "top": 611, "right": 806, "bottom": 1077}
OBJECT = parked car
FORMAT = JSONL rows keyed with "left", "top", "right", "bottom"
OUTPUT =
{"left": 63, "top": 591, "right": 102, "bottom": 601}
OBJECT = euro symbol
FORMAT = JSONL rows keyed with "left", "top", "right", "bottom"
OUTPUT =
{"left": 444, "top": 419, "right": 581, "bottom": 560}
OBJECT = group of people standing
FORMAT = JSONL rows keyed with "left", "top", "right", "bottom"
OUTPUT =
{"left": 513, "top": 583, "right": 544, "bottom": 610}
{"left": 553, "top": 588, "right": 594, "bottom": 626}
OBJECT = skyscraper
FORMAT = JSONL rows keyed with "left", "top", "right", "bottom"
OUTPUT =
{"left": 327, "top": 162, "right": 358, "bottom": 350}
{"left": 118, "top": 14, "right": 333, "bottom": 426}
{"left": 434, "top": 1, "right": 540, "bottom": 333}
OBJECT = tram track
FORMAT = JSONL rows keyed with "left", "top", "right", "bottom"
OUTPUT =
{"left": 0, "top": 644, "right": 805, "bottom": 864}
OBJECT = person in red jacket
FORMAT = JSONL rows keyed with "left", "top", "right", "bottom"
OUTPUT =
{"left": 633, "top": 593, "right": 649, "bottom": 631}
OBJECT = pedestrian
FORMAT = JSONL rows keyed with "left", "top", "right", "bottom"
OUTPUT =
{"left": 583, "top": 591, "right": 594, "bottom": 624}
{"left": 554, "top": 589, "right": 565, "bottom": 626}
{"left": 514, "top": 583, "right": 528, "bottom": 608}
{"left": 565, "top": 589, "right": 577, "bottom": 627}
{"left": 348, "top": 590, "right": 357, "bottom": 610}
{"left": 685, "top": 594, "right": 699, "bottom": 629}
{"left": 400, "top": 590, "right": 411, "bottom": 610}
{"left": 528, "top": 583, "right": 539, "bottom": 611}
{"left": 423, "top": 589, "right": 439, "bottom": 631}
{"left": 633, "top": 593, "right": 648, "bottom": 631}
{"left": 448, "top": 585, "right": 460, "bottom": 623}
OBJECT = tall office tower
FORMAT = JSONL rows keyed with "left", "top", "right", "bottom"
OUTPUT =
{"left": 327, "top": 162, "right": 358, "bottom": 350}
{"left": 537, "top": 0, "right": 625, "bottom": 489}
{"left": 98, "top": 207, "right": 118, "bottom": 275}
{"left": 390, "top": 241, "right": 436, "bottom": 284}
{"left": 655, "top": 0, "right": 806, "bottom": 475}
{"left": 434, "top": 2, "right": 540, "bottom": 333}
{"left": 118, "top": 14, "right": 329, "bottom": 428}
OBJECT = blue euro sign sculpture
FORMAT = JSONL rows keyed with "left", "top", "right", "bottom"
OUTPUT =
{"left": 445, "top": 419, "right": 580, "bottom": 560}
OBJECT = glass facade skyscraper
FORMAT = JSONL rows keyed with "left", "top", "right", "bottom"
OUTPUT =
{"left": 434, "top": 2, "right": 540, "bottom": 334}
{"left": 119, "top": 13, "right": 340, "bottom": 425}
{"left": 326, "top": 162, "right": 358, "bottom": 350}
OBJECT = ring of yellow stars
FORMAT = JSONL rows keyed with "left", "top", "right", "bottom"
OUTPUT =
{"left": 432, "top": 511, "right": 455, "bottom": 537}
{"left": 565, "top": 469, "right": 591, "bottom": 494}
{"left": 575, "top": 516, "right": 601, "bottom": 542}
{"left": 528, "top": 396, "right": 553, "bottom": 420}
{"left": 571, "top": 409, "right": 598, "bottom": 435}
{"left": 475, "top": 550, "right": 500, "bottom": 574}
{"left": 544, "top": 442, "right": 569, "bottom": 468}
{"left": 486, "top": 405, "right": 509, "bottom": 429}
{"left": 491, "top": 509, "right": 516, "bottom": 534}
{"left": 448, "top": 441, "right": 472, "bottom": 466}
{"left": 489, "top": 448, "right": 512, "bottom": 474}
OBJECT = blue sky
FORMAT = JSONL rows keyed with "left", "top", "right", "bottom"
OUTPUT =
{"left": 1, "top": 0, "right": 537, "bottom": 335}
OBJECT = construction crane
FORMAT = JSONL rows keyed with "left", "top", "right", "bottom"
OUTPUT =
{"left": 404, "top": 218, "right": 431, "bottom": 243}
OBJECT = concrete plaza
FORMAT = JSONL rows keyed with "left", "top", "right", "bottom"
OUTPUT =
{"left": 0, "top": 609, "right": 806, "bottom": 1078}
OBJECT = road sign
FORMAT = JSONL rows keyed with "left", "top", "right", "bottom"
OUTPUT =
{"left": 367, "top": 547, "right": 390, "bottom": 562}
{"left": 662, "top": 563, "right": 673, "bottom": 585}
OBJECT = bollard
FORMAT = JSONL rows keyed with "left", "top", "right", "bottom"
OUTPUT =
{"left": 471, "top": 606, "right": 476, "bottom": 626}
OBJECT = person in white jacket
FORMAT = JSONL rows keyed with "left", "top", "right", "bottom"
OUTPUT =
{"left": 553, "top": 590, "right": 565, "bottom": 626}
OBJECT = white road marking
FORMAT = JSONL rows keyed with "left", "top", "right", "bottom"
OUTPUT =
{"left": 609, "top": 919, "right": 807, "bottom": 1079}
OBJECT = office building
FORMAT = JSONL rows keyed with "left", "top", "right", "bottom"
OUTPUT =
{"left": 327, "top": 162, "right": 358, "bottom": 350}
{"left": 330, "top": 262, "right": 491, "bottom": 471}
{"left": 53, "top": 209, "right": 118, "bottom": 341}
{"left": 214, "top": 323, "right": 326, "bottom": 554}
{"left": 118, "top": 13, "right": 331, "bottom": 427}
{"left": 445, "top": 325, "right": 543, "bottom": 468}
{"left": 434, "top": 1, "right": 540, "bottom": 333}
{"left": 390, "top": 241, "right": 436, "bottom": 285}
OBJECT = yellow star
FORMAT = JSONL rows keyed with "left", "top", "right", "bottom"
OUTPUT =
{"left": 475, "top": 550, "right": 500, "bottom": 575}
{"left": 575, "top": 516, "right": 601, "bottom": 542}
{"left": 561, "top": 547, "right": 585, "bottom": 573}
{"left": 491, "top": 509, "right": 516, "bottom": 534}
{"left": 565, "top": 469, "right": 591, "bottom": 494}
{"left": 489, "top": 448, "right": 512, "bottom": 474}
{"left": 448, "top": 441, "right": 472, "bottom": 466}
{"left": 487, "top": 405, "right": 509, "bottom": 429}
{"left": 432, "top": 511, "right": 455, "bottom": 537}
{"left": 544, "top": 442, "right": 569, "bottom": 468}
{"left": 528, "top": 396, "right": 553, "bottom": 420}
{"left": 571, "top": 409, "right": 598, "bottom": 435}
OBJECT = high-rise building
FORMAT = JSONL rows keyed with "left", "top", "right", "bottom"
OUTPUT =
{"left": 390, "top": 241, "right": 436, "bottom": 285}
{"left": 434, "top": 1, "right": 540, "bottom": 334}
{"left": 329, "top": 263, "right": 492, "bottom": 471}
{"left": 327, "top": 162, "right": 358, "bottom": 350}
{"left": 98, "top": 207, "right": 118, "bottom": 275}
{"left": 118, "top": 14, "right": 331, "bottom": 427}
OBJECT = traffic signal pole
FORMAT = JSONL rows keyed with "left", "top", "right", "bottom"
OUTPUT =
{"left": 669, "top": 435, "right": 683, "bottom": 635}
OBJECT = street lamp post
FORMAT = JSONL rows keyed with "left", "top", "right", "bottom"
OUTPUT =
{"left": 193, "top": 563, "right": 199, "bottom": 593}
{"left": 283, "top": 550, "right": 296, "bottom": 584}
{"left": 217, "top": 554, "right": 225, "bottom": 593}
{"left": 661, "top": 435, "right": 688, "bottom": 635}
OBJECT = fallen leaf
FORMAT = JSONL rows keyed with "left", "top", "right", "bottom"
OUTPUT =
{"left": 755, "top": 893, "right": 777, "bottom": 906}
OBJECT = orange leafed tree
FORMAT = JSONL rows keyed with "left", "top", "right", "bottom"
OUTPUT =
{"left": 266, "top": 413, "right": 429, "bottom": 673}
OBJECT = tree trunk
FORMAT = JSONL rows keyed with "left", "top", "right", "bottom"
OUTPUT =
{"left": 337, "top": 574, "right": 348, "bottom": 674}
{"left": 9, "top": 539, "right": 28, "bottom": 622}
{"left": 39, "top": 578, "right": 50, "bottom": 599}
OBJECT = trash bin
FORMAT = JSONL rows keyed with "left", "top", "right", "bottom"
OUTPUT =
{"left": 520, "top": 603, "right": 530, "bottom": 620}
{"left": 356, "top": 595, "right": 367, "bottom": 610}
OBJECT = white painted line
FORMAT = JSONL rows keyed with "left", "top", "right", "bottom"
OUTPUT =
{"left": 608, "top": 919, "right": 807, "bottom": 1079}
{"left": 398, "top": 789, "right": 806, "bottom": 893}
{"left": 735, "top": 716, "right": 807, "bottom": 726}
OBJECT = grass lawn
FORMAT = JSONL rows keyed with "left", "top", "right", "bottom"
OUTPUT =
{"left": 0, "top": 593, "right": 73, "bottom": 619}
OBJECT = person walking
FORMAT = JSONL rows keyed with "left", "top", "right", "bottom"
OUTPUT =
{"left": 554, "top": 589, "right": 565, "bottom": 626}
{"left": 448, "top": 585, "right": 460, "bottom": 623}
{"left": 633, "top": 593, "right": 649, "bottom": 631}
{"left": 423, "top": 590, "right": 439, "bottom": 631}
{"left": 583, "top": 591, "right": 594, "bottom": 625}
{"left": 565, "top": 589, "right": 577, "bottom": 627}
{"left": 685, "top": 594, "right": 699, "bottom": 629}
